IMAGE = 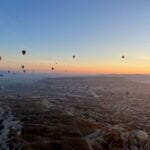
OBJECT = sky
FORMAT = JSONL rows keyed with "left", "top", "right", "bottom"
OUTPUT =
{"left": 0, "top": 0, "right": 150, "bottom": 74}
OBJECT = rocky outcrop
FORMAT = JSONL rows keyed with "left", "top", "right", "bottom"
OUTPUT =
{"left": 87, "top": 125, "right": 149, "bottom": 150}
{"left": 0, "top": 104, "right": 22, "bottom": 150}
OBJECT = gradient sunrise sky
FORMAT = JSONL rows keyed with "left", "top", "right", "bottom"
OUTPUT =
{"left": 0, "top": 0, "right": 150, "bottom": 74}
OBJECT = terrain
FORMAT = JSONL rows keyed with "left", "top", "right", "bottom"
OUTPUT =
{"left": 0, "top": 76, "right": 150, "bottom": 149}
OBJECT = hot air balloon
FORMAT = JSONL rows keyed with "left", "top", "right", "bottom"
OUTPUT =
{"left": 22, "top": 50, "right": 26, "bottom": 55}
{"left": 122, "top": 55, "right": 125, "bottom": 59}
{"left": 23, "top": 70, "right": 26, "bottom": 73}
{"left": 21, "top": 65, "right": 25, "bottom": 69}
{"left": 0, "top": 56, "right": 2, "bottom": 61}
{"left": 73, "top": 55, "right": 75, "bottom": 59}
{"left": 51, "top": 67, "right": 54, "bottom": 71}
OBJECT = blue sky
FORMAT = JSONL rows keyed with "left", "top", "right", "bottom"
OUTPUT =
{"left": 0, "top": 0, "right": 150, "bottom": 73}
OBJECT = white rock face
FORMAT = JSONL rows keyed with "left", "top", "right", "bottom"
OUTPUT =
{"left": 0, "top": 104, "right": 22, "bottom": 150}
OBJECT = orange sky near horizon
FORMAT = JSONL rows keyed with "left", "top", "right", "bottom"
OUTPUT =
{"left": 1, "top": 57, "right": 150, "bottom": 75}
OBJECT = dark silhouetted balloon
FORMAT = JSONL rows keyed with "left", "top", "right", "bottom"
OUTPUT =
{"left": 122, "top": 55, "right": 125, "bottom": 59}
{"left": 0, "top": 74, "right": 3, "bottom": 78}
{"left": 21, "top": 65, "right": 25, "bottom": 69}
{"left": 0, "top": 56, "right": 2, "bottom": 61}
{"left": 73, "top": 55, "right": 75, "bottom": 59}
{"left": 51, "top": 67, "right": 54, "bottom": 71}
{"left": 23, "top": 70, "right": 26, "bottom": 73}
{"left": 22, "top": 50, "right": 26, "bottom": 55}
{"left": 8, "top": 70, "right": 10, "bottom": 73}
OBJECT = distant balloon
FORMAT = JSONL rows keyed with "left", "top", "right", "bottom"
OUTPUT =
{"left": 73, "top": 55, "right": 75, "bottom": 59}
{"left": 22, "top": 50, "right": 26, "bottom": 55}
{"left": 51, "top": 67, "right": 54, "bottom": 71}
{"left": 21, "top": 65, "right": 25, "bottom": 69}
{"left": 122, "top": 55, "right": 125, "bottom": 59}
{"left": 0, "top": 74, "right": 3, "bottom": 78}
{"left": 8, "top": 70, "right": 10, "bottom": 73}
{"left": 0, "top": 56, "right": 2, "bottom": 61}
{"left": 23, "top": 70, "right": 26, "bottom": 73}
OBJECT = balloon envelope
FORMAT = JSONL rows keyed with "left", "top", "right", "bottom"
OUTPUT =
{"left": 122, "top": 55, "right": 125, "bottom": 59}
{"left": 22, "top": 50, "right": 26, "bottom": 55}
{"left": 21, "top": 65, "right": 25, "bottom": 69}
